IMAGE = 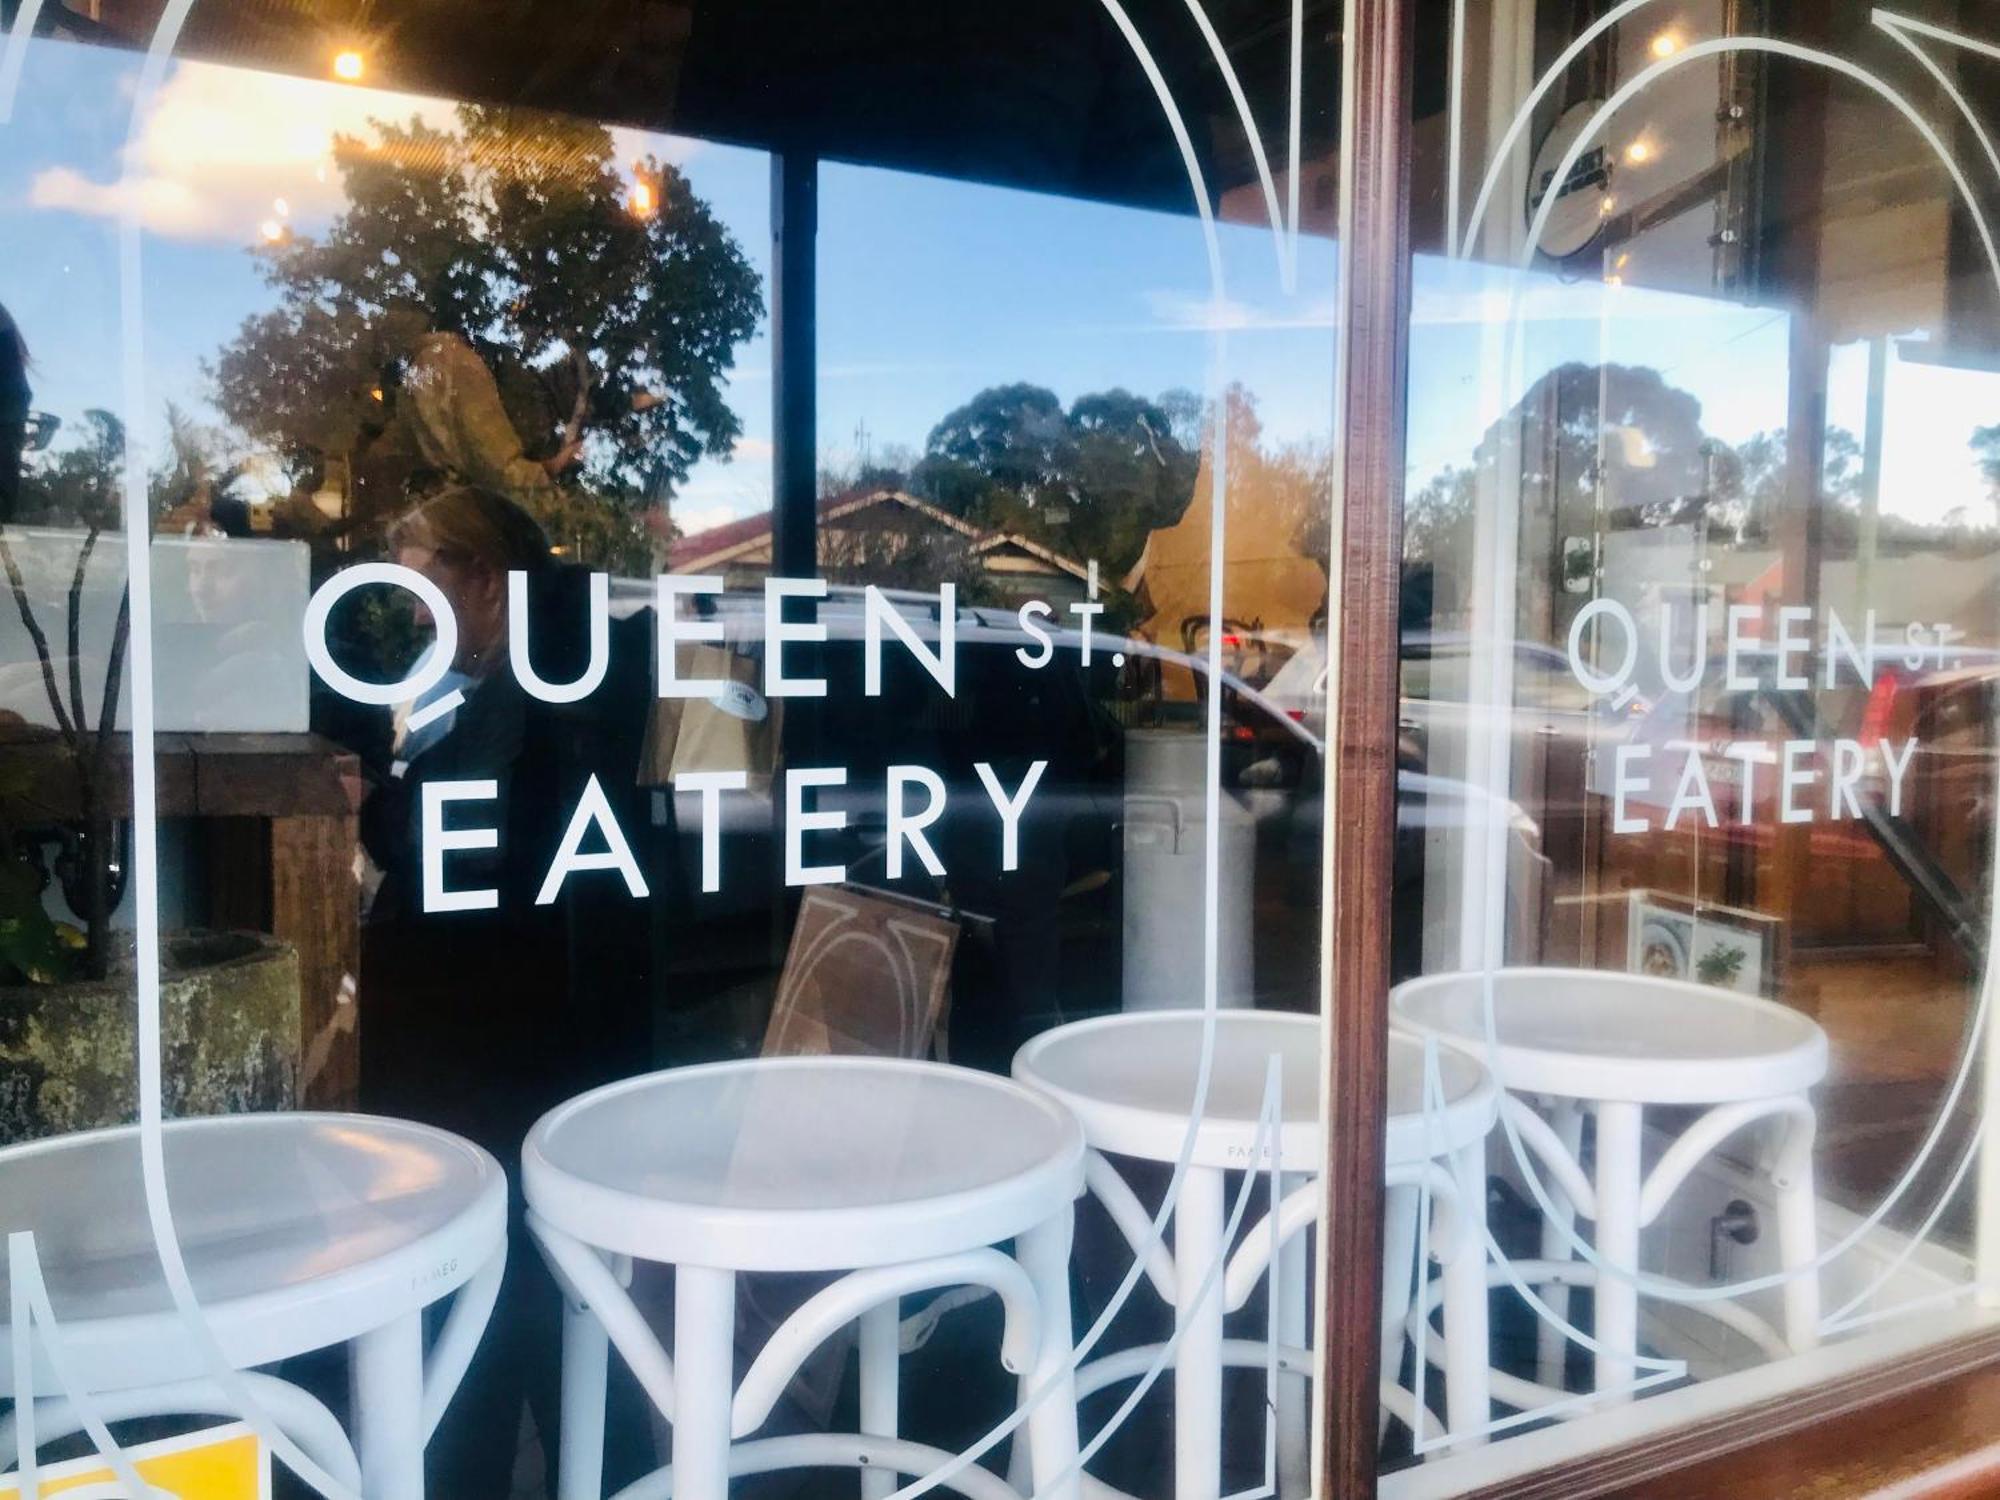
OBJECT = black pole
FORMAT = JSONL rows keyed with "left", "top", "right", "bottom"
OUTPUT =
{"left": 770, "top": 150, "right": 818, "bottom": 579}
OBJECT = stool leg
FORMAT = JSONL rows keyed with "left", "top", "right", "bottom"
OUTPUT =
{"left": 859, "top": 1297, "right": 900, "bottom": 1500}
{"left": 351, "top": 1309, "right": 426, "bottom": 1500}
{"left": 1276, "top": 1170, "right": 1310, "bottom": 1497}
{"left": 1536, "top": 1098, "right": 1584, "bottom": 1390}
{"left": 1016, "top": 1210, "right": 1082, "bottom": 1500}
{"left": 1592, "top": 1101, "right": 1644, "bottom": 1398}
{"left": 1776, "top": 1104, "right": 1821, "bottom": 1353}
{"left": 1378, "top": 1182, "right": 1418, "bottom": 1446}
{"left": 673, "top": 1265, "right": 738, "bottom": 1500}
{"left": 1441, "top": 1141, "right": 1490, "bottom": 1447}
{"left": 1175, "top": 1166, "right": 1226, "bottom": 1500}
{"left": 560, "top": 1293, "right": 610, "bottom": 1500}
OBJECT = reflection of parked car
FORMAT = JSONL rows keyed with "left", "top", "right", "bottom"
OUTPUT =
{"left": 629, "top": 590, "right": 1546, "bottom": 1069}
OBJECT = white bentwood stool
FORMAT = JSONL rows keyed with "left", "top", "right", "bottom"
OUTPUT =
{"left": 1011, "top": 1011, "right": 1498, "bottom": 1499}
{"left": 0, "top": 1112, "right": 507, "bottom": 1499}
{"left": 523, "top": 1055, "right": 1087, "bottom": 1500}
{"left": 1391, "top": 968, "right": 1829, "bottom": 1401}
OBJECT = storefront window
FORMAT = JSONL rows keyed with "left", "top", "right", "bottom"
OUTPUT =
{"left": 1386, "top": 0, "right": 2000, "bottom": 1489}
{"left": 16, "top": 0, "right": 2000, "bottom": 1494}
{"left": 0, "top": 5, "right": 1342, "bottom": 1499}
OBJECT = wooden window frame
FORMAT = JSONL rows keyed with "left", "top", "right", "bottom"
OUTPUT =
{"left": 1317, "top": 1, "right": 2000, "bottom": 1494}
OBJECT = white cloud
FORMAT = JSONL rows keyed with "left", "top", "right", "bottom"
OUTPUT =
{"left": 673, "top": 501, "right": 748, "bottom": 537}
{"left": 1141, "top": 289, "right": 1338, "bottom": 332}
{"left": 29, "top": 58, "right": 698, "bottom": 244}
{"left": 30, "top": 61, "right": 455, "bottom": 240}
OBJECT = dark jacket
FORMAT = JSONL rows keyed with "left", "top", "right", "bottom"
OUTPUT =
{"left": 358, "top": 566, "right": 655, "bottom": 1155}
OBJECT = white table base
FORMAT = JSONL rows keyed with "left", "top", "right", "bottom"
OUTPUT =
{"left": 1064, "top": 1147, "right": 1489, "bottom": 1500}
{"left": 1511, "top": 1092, "right": 1820, "bottom": 1400}
{"left": 3, "top": 1252, "right": 502, "bottom": 1500}
{"left": 534, "top": 1209, "right": 1082, "bottom": 1500}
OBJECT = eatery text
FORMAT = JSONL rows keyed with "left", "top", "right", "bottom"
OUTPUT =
{"left": 303, "top": 569, "right": 1110, "bottom": 913}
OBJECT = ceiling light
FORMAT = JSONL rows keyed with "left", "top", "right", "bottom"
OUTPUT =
{"left": 332, "top": 50, "right": 364, "bottom": 82}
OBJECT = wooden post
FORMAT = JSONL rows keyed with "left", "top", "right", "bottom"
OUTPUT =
{"left": 1320, "top": 0, "right": 1416, "bottom": 1491}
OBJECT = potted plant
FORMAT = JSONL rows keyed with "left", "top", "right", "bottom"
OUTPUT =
{"left": 0, "top": 520, "right": 300, "bottom": 1144}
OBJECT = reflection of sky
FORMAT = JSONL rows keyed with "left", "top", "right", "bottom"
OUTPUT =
{"left": 11, "top": 38, "right": 1992, "bottom": 538}
{"left": 0, "top": 38, "right": 1335, "bottom": 537}
{"left": 1406, "top": 254, "right": 1791, "bottom": 485}
{"left": 1409, "top": 255, "right": 2000, "bottom": 530}
{"left": 1826, "top": 338, "right": 2000, "bottom": 531}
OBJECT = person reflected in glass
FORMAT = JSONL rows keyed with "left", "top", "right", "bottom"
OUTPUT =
{"left": 359, "top": 482, "right": 646, "bottom": 1495}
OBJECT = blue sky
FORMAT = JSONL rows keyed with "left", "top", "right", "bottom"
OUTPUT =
{"left": 4, "top": 35, "right": 1996, "bottom": 539}
{"left": 0, "top": 38, "right": 1336, "bottom": 538}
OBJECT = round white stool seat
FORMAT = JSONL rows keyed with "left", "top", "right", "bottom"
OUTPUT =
{"left": 524, "top": 1055, "right": 1085, "bottom": 1272}
{"left": 1390, "top": 968, "right": 1827, "bottom": 1103}
{"left": 0, "top": 1111, "right": 505, "bottom": 1395}
{"left": 1011, "top": 1010, "right": 1495, "bottom": 1170}
{"left": 527, "top": 1057, "right": 1088, "bottom": 1500}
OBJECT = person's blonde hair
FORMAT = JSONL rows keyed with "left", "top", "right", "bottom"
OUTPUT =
{"left": 389, "top": 484, "right": 552, "bottom": 573}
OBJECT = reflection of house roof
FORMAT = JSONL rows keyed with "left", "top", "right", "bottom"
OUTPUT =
{"left": 667, "top": 487, "right": 1092, "bottom": 584}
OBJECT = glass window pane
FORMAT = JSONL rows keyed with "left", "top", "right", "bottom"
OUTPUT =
{"left": 0, "top": 8, "right": 1340, "bottom": 1498}
{"left": 1391, "top": 0, "right": 2000, "bottom": 1485}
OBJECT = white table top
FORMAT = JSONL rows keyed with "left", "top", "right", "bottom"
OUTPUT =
{"left": 1391, "top": 968, "right": 1829, "bottom": 1104}
{"left": 522, "top": 1056, "right": 1085, "bottom": 1271}
{"left": 0, "top": 1112, "right": 505, "bottom": 1395}
{"left": 1011, "top": 1010, "right": 1496, "bottom": 1170}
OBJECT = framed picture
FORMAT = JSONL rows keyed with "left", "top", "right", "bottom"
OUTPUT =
{"left": 1626, "top": 889, "right": 1785, "bottom": 997}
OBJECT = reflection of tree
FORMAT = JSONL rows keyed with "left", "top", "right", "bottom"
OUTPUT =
{"left": 1403, "top": 360, "right": 1917, "bottom": 589}
{"left": 908, "top": 383, "right": 1201, "bottom": 574}
{"left": 1707, "top": 425, "right": 1861, "bottom": 544}
{"left": 150, "top": 404, "right": 253, "bottom": 533}
{"left": 1967, "top": 424, "right": 2000, "bottom": 531}
{"left": 1403, "top": 363, "right": 1710, "bottom": 577}
{"left": 209, "top": 104, "right": 762, "bottom": 563}
{"left": 15, "top": 410, "right": 125, "bottom": 531}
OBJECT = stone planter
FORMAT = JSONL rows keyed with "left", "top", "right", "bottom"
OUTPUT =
{"left": 0, "top": 931, "right": 300, "bottom": 1145}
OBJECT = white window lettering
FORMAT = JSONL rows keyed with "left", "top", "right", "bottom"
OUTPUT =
{"left": 1823, "top": 607, "right": 1876, "bottom": 688}
{"left": 1779, "top": 740, "right": 1816, "bottom": 825}
{"left": 537, "top": 774, "right": 649, "bottom": 904}
{"left": 1015, "top": 601, "right": 1055, "bottom": 669}
{"left": 1829, "top": 738, "right": 1865, "bottom": 820}
{"left": 886, "top": 765, "right": 949, "bottom": 879}
{"left": 1725, "top": 605, "right": 1762, "bottom": 691}
{"left": 422, "top": 779, "right": 499, "bottom": 914}
{"left": 509, "top": 570, "right": 609, "bottom": 704}
{"left": 974, "top": 760, "right": 1047, "bottom": 871}
{"left": 785, "top": 767, "right": 848, "bottom": 885}
{"left": 1722, "top": 742, "right": 1765, "bottom": 824}
{"left": 1612, "top": 743, "right": 1651, "bottom": 834}
{"left": 1664, "top": 751, "right": 1718, "bottom": 830}
{"left": 657, "top": 575, "right": 726, "bottom": 699}
{"left": 865, "top": 585, "right": 955, "bottom": 698}
{"left": 1775, "top": 605, "right": 1811, "bottom": 691}
{"left": 1882, "top": 737, "right": 1918, "bottom": 817}
{"left": 766, "top": 577, "right": 829, "bottom": 698}
{"left": 675, "top": 769, "right": 748, "bottom": 893}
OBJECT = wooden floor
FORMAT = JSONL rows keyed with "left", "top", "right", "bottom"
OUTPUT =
{"left": 1793, "top": 950, "right": 1978, "bottom": 1234}
{"left": 1621, "top": 1364, "right": 2000, "bottom": 1498}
